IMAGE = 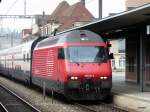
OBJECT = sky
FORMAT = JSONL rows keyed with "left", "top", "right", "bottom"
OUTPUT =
{"left": 0, "top": 0, "right": 126, "bottom": 30}
{"left": 0, "top": 0, "right": 126, "bottom": 17}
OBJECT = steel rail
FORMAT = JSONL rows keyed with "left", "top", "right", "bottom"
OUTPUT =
{"left": 74, "top": 102, "right": 128, "bottom": 112}
{"left": 75, "top": 103, "right": 98, "bottom": 112}
{"left": 0, "top": 102, "right": 8, "bottom": 112}
{"left": 0, "top": 83, "right": 41, "bottom": 112}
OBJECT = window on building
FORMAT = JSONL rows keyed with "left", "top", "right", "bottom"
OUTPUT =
{"left": 19, "top": 65, "right": 21, "bottom": 71}
{"left": 27, "top": 53, "right": 29, "bottom": 62}
{"left": 73, "top": 22, "right": 86, "bottom": 27}
{"left": 119, "top": 56, "right": 125, "bottom": 68}
{"left": 112, "top": 59, "right": 116, "bottom": 69}
{"left": 23, "top": 54, "right": 25, "bottom": 62}
{"left": 129, "top": 56, "right": 134, "bottom": 72}
{"left": 118, "top": 39, "right": 125, "bottom": 53}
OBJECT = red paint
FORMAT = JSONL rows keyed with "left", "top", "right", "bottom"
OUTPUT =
{"left": 32, "top": 43, "right": 112, "bottom": 83}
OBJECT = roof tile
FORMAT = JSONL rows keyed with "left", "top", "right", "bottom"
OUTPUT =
{"left": 50, "top": 1, "right": 94, "bottom": 32}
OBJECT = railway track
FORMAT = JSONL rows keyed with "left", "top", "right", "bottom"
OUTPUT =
{"left": 0, "top": 76, "right": 130, "bottom": 112}
{"left": 0, "top": 102, "right": 8, "bottom": 112}
{"left": 75, "top": 102, "right": 129, "bottom": 112}
{"left": 0, "top": 83, "right": 41, "bottom": 112}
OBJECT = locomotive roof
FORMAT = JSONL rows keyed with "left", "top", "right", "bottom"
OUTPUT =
{"left": 36, "top": 30, "right": 104, "bottom": 49}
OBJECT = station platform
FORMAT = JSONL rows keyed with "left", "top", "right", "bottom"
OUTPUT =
{"left": 112, "top": 72, "right": 150, "bottom": 112}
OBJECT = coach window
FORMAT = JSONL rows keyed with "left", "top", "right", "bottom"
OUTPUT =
{"left": 58, "top": 48, "right": 65, "bottom": 59}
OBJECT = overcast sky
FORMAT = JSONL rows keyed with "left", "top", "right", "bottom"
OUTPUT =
{"left": 0, "top": 0, "right": 126, "bottom": 30}
{"left": 0, "top": 0, "right": 126, "bottom": 18}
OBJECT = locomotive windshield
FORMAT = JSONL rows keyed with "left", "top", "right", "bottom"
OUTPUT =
{"left": 68, "top": 46, "right": 108, "bottom": 63}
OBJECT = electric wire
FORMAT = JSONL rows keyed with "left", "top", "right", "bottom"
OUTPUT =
{"left": 85, "top": 0, "right": 93, "bottom": 4}
{"left": 5, "top": 0, "right": 19, "bottom": 15}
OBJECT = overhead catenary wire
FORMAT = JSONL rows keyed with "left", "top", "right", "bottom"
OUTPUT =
{"left": 85, "top": 0, "right": 93, "bottom": 4}
{"left": 5, "top": 0, "right": 19, "bottom": 15}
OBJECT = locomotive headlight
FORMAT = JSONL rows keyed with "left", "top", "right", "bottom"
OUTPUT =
{"left": 103, "top": 76, "right": 108, "bottom": 79}
{"left": 70, "top": 76, "right": 78, "bottom": 80}
{"left": 100, "top": 77, "right": 104, "bottom": 79}
{"left": 100, "top": 76, "right": 108, "bottom": 80}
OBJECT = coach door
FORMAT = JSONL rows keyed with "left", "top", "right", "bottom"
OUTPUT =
{"left": 126, "top": 42, "right": 138, "bottom": 83}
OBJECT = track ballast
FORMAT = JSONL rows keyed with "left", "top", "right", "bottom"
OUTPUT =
{"left": 0, "top": 83, "right": 41, "bottom": 112}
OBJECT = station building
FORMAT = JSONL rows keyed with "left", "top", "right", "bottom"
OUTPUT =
{"left": 125, "top": 0, "right": 150, "bottom": 85}
{"left": 72, "top": 3, "right": 150, "bottom": 92}
{"left": 126, "top": 0, "right": 150, "bottom": 9}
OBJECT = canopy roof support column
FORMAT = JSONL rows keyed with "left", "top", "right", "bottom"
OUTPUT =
{"left": 139, "top": 27, "right": 145, "bottom": 92}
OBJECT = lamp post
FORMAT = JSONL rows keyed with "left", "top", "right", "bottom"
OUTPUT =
{"left": 24, "top": 0, "right": 26, "bottom": 15}
{"left": 10, "top": 31, "right": 14, "bottom": 47}
{"left": 42, "top": 11, "right": 46, "bottom": 36}
{"left": 99, "top": 0, "right": 102, "bottom": 19}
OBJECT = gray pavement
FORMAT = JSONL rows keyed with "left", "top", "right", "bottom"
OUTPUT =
{"left": 112, "top": 71, "right": 125, "bottom": 82}
{"left": 112, "top": 71, "right": 139, "bottom": 93}
{"left": 111, "top": 71, "right": 150, "bottom": 112}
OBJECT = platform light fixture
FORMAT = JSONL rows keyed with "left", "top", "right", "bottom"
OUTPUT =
{"left": 146, "top": 25, "right": 150, "bottom": 35}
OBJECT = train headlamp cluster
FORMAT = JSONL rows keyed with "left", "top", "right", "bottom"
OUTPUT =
{"left": 100, "top": 76, "right": 108, "bottom": 80}
{"left": 70, "top": 76, "right": 78, "bottom": 80}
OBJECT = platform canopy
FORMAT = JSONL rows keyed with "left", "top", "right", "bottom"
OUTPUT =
{"left": 60, "top": 3, "right": 150, "bottom": 36}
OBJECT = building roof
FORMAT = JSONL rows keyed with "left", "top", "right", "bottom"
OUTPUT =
{"left": 51, "top": 1, "right": 69, "bottom": 17}
{"left": 61, "top": 2, "right": 94, "bottom": 21}
{"left": 50, "top": 1, "right": 94, "bottom": 32}
{"left": 58, "top": 3, "right": 150, "bottom": 39}
{"left": 126, "top": 0, "right": 150, "bottom": 8}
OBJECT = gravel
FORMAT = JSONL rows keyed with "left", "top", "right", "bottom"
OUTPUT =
{"left": 0, "top": 76, "right": 86, "bottom": 112}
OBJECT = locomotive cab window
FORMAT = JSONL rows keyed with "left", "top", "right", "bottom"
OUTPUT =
{"left": 58, "top": 48, "right": 65, "bottom": 59}
{"left": 68, "top": 46, "right": 108, "bottom": 63}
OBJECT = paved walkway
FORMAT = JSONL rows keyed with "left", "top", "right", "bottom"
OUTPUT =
{"left": 112, "top": 72, "right": 139, "bottom": 93}
{"left": 112, "top": 72, "right": 150, "bottom": 112}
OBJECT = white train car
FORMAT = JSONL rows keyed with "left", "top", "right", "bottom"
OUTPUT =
{"left": 0, "top": 40, "right": 34, "bottom": 83}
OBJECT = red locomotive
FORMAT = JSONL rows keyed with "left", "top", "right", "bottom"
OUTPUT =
{"left": 0, "top": 30, "right": 112, "bottom": 100}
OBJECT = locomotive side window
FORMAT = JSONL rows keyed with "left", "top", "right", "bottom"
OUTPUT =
{"left": 58, "top": 48, "right": 65, "bottom": 59}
